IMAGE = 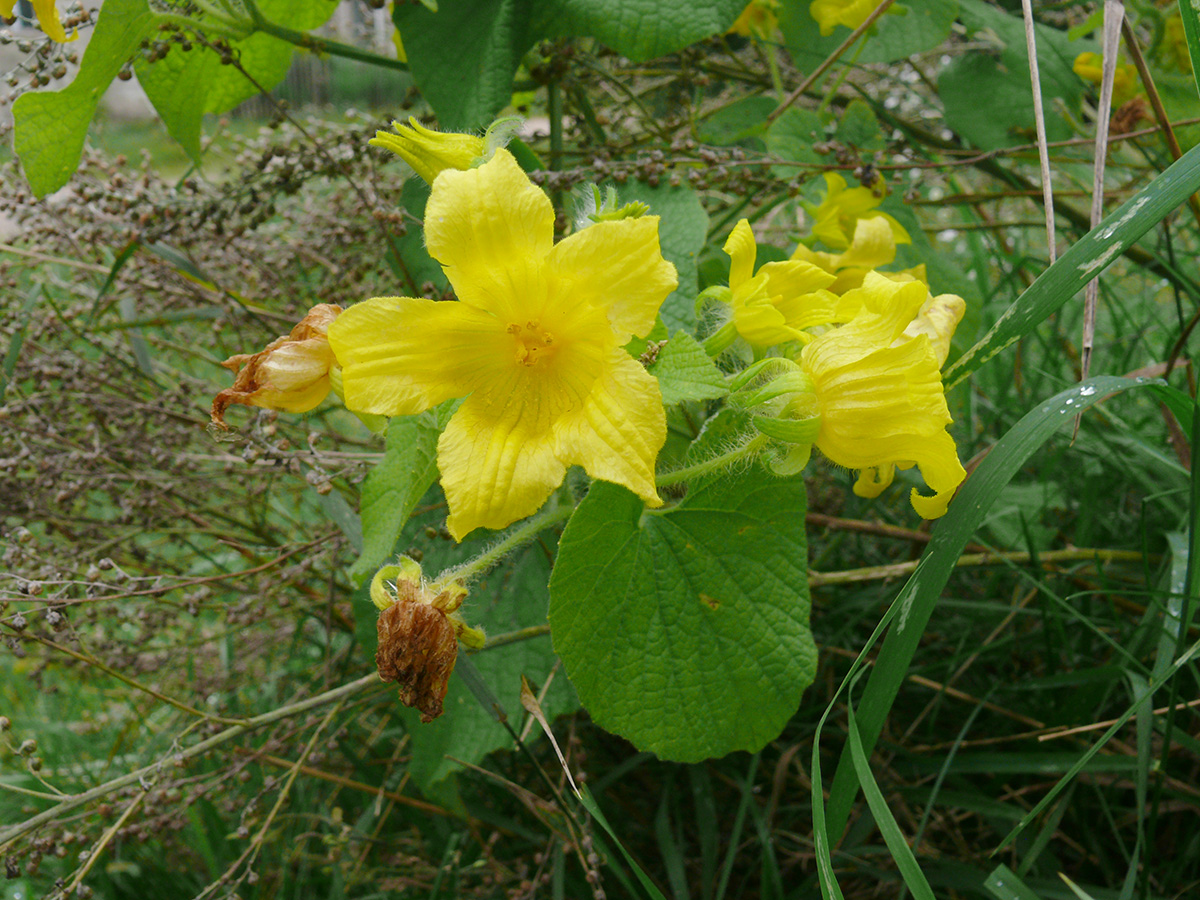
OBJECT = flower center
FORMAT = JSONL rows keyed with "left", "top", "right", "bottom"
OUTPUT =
{"left": 507, "top": 320, "right": 556, "bottom": 368}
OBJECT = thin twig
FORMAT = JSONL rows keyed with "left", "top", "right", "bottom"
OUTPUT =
{"left": 766, "top": 0, "right": 896, "bottom": 124}
{"left": 1020, "top": 0, "right": 1056, "bottom": 263}
{"left": 0, "top": 674, "right": 382, "bottom": 851}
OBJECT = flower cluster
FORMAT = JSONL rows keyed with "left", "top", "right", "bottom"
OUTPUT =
{"left": 213, "top": 122, "right": 967, "bottom": 535}
{"left": 713, "top": 201, "right": 966, "bottom": 518}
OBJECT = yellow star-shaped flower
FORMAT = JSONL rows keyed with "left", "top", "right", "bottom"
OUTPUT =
{"left": 719, "top": 218, "right": 839, "bottom": 349}
{"left": 328, "top": 150, "right": 678, "bottom": 540}
{"left": 807, "top": 172, "right": 910, "bottom": 252}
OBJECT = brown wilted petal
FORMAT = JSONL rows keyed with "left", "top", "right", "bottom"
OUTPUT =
{"left": 375, "top": 597, "right": 458, "bottom": 723}
{"left": 211, "top": 303, "right": 342, "bottom": 427}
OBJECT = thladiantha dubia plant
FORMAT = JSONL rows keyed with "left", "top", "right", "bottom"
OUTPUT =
{"left": 211, "top": 118, "right": 968, "bottom": 761}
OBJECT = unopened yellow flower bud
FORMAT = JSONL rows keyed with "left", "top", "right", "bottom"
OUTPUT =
{"left": 370, "top": 117, "right": 486, "bottom": 184}
{"left": 210, "top": 304, "right": 341, "bottom": 427}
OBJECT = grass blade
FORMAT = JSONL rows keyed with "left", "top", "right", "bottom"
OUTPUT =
{"left": 823, "top": 376, "right": 1163, "bottom": 842}
{"left": 945, "top": 142, "right": 1200, "bottom": 389}
{"left": 846, "top": 701, "right": 935, "bottom": 900}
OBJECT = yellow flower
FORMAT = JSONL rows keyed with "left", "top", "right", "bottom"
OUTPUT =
{"left": 796, "top": 272, "right": 965, "bottom": 518}
{"left": 1072, "top": 52, "right": 1141, "bottom": 106}
{"left": 328, "top": 149, "right": 677, "bottom": 540}
{"left": 807, "top": 171, "right": 910, "bottom": 252}
{"left": 792, "top": 215, "right": 924, "bottom": 296}
{"left": 370, "top": 117, "right": 486, "bottom": 185}
{"left": 728, "top": 0, "right": 780, "bottom": 40}
{"left": 714, "top": 219, "right": 839, "bottom": 350}
{"left": 211, "top": 304, "right": 342, "bottom": 427}
{"left": 809, "top": 0, "right": 878, "bottom": 36}
{"left": 0, "top": 0, "right": 73, "bottom": 42}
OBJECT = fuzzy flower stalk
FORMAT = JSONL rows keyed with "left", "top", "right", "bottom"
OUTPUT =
{"left": 329, "top": 149, "right": 677, "bottom": 540}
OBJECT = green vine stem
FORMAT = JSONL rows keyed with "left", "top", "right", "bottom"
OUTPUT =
{"left": 655, "top": 434, "right": 770, "bottom": 488}
{"left": 442, "top": 502, "right": 575, "bottom": 584}
{"left": 241, "top": 0, "right": 409, "bottom": 71}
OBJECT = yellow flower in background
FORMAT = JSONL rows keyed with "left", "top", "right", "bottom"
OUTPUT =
{"left": 728, "top": 0, "right": 781, "bottom": 40}
{"left": 328, "top": 149, "right": 677, "bottom": 540}
{"left": 211, "top": 304, "right": 342, "bottom": 427}
{"left": 797, "top": 272, "right": 965, "bottom": 518}
{"left": 717, "top": 219, "right": 839, "bottom": 349}
{"left": 1072, "top": 52, "right": 1141, "bottom": 106}
{"left": 809, "top": 0, "right": 878, "bottom": 36}
{"left": 792, "top": 216, "right": 924, "bottom": 296}
{"left": 807, "top": 171, "right": 910, "bottom": 252}
{"left": 0, "top": 0, "right": 74, "bottom": 42}
{"left": 370, "top": 117, "right": 485, "bottom": 185}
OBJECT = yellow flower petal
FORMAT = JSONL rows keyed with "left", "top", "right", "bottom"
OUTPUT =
{"left": 30, "top": 0, "right": 72, "bottom": 42}
{"left": 799, "top": 273, "right": 966, "bottom": 518}
{"left": 423, "top": 149, "right": 555, "bottom": 322}
{"left": 724, "top": 219, "right": 758, "bottom": 289}
{"left": 328, "top": 297, "right": 505, "bottom": 416}
{"left": 809, "top": 0, "right": 878, "bottom": 36}
{"left": 554, "top": 350, "right": 666, "bottom": 506}
{"left": 837, "top": 216, "right": 898, "bottom": 271}
{"left": 903, "top": 292, "right": 966, "bottom": 367}
{"left": 438, "top": 378, "right": 571, "bottom": 541}
{"left": 549, "top": 217, "right": 678, "bottom": 342}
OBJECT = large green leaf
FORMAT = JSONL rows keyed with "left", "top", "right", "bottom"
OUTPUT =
{"left": 13, "top": 0, "right": 161, "bottom": 197}
{"left": 549, "top": 468, "right": 814, "bottom": 762}
{"left": 534, "top": 0, "right": 745, "bottom": 62}
{"left": 779, "top": 0, "right": 959, "bottom": 67}
{"left": 136, "top": 0, "right": 336, "bottom": 161}
{"left": 938, "top": 0, "right": 1084, "bottom": 149}
{"left": 395, "top": 0, "right": 744, "bottom": 129}
{"left": 393, "top": 0, "right": 535, "bottom": 131}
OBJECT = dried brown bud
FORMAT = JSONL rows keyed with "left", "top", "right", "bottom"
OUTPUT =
{"left": 211, "top": 304, "right": 342, "bottom": 427}
{"left": 375, "top": 597, "right": 458, "bottom": 723}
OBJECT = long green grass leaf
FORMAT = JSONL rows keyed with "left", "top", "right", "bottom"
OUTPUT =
{"left": 984, "top": 864, "right": 1043, "bottom": 900}
{"left": 944, "top": 144, "right": 1200, "bottom": 389}
{"left": 824, "top": 376, "right": 1163, "bottom": 842}
{"left": 575, "top": 786, "right": 669, "bottom": 900}
{"left": 846, "top": 702, "right": 936, "bottom": 900}
{"left": 1176, "top": 0, "right": 1200, "bottom": 97}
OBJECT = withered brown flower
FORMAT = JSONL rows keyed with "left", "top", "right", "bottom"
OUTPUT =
{"left": 370, "top": 558, "right": 481, "bottom": 722}
{"left": 375, "top": 596, "right": 458, "bottom": 723}
{"left": 211, "top": 303, "right": 342, "bottom": 427}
